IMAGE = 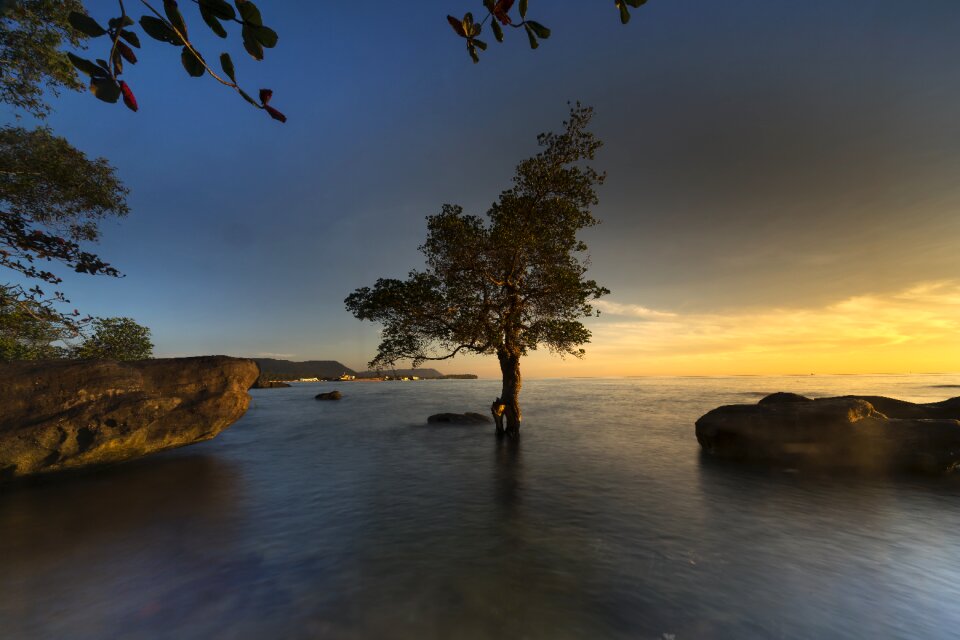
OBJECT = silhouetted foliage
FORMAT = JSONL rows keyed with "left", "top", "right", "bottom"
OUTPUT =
{"left": 5, "top": 1, "right": 653, "bottom": 116}
{"left": 448, "top": 0, "right": 650, "bottom": 62}
{"left": 0, "top": 0, "right": 283, "bottom": 120}
{"left": 346, "top": 104, "right": 609, "bottom": 436}
{"left": 62, "top": 0, "right": 285, "bottom": 120}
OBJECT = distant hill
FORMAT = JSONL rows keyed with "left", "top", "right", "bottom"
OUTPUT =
{"left": 254, "top": 359, "right": 357, "bottom": 380}
{"left": 357, "top": 368, "right": 446, "bottom": 379}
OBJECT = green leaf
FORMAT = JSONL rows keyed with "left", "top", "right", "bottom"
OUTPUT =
{"left": 242, "top": 25, "right": 264, "bottom": 60}
{"left": 200, "top": 0, "right": 236, "bottom": 20}
{"left": 468, "top": 43, "right": 479, "bottom": 64}
{"left": 525, "top": 21, "right": 550, "bottom": 38}
{"left": 473, "top": 38, "right": 487, "bottom": 51}
{"left": 235, "top": 0, "right": 263, "bottom": 26}
{"left": 483, "top": 0, "right": 495, "bottom": 12}
{"left": 108, "top": 15, "right": 134, "bottom": 29}
{"left": 67, "top": 11, "right": 107, "bottom": 37}
{"left": 181, "top": 46, "right": 206, "bottom": 77}
{"left": 625, "top": 0, "right": 647, "bottom": 7}
{"left": 491, "top": 20, "right": 503, "bottom": 43}
{"left": 200, "top": 4, "right": 228, "bottom": 38}
{"left": 219, "top": 52, "right": 236, "bottom": 83}
{"left": 120, "top": 29, "right": 141, "bottom": 48}
{"left": 140, "top": 16, "right": 180, "bottom": 44}
{"left": 90, "top": 77, "right": 121, "bottom": 103}
{"left": 116, "top": 41, "right": 137, "bottom": 64}
{"left": 617, "top": 1, "right": 631, "bottom": 24}
{"left": 519, "top": 0, "right": 528, "bottom": 19}
{"left": 238, "top": 88, "right": 258, "bottom": 106}
{"left": 163, "top": 0, "right": 187, "bottom": 38}
{"left": 67, "top": 53, "right": 106, "bottom": 78}
{"left": 252, "top": 25, "right": 278, "bottom": 48}
{"left": 524, "top": 23, "right": 539, "bottom": 49}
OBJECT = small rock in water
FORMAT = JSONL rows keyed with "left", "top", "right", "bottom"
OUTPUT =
{"left": 757, "top": 392, "right": 811, "bottom": 404}
{"left": 315, "top": 390, "right": 343, "bottom": 401}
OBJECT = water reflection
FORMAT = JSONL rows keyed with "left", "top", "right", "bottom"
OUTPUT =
{"left": 3, "top": 376, "right": 960, "bottom": 639}
{"left": 0, "top": 453, "right": 244, "bottom": 639}
{"left": 493, "top": 436, "right": 523, "bottom": 512}
{"left": 694, "top": 452, "right": 960, "bottom": 639}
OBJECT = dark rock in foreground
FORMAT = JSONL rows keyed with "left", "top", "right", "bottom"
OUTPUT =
{"left": 696, "top": 392, "right": 960, "bottom": 472}
{"left": 0, "top": 356, "right": 259, "bottom": 482}
{"left": 427, "top": 412, "right": 491, "bottom": 425}
{"left": 315, "top": 390, "right": 342, "bottom": 401}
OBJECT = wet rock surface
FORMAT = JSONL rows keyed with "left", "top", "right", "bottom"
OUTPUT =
{"left": 696, "top": 392, "right": 960, "bottom": 472}
{"left": 0, "top": 356, "right": 258, "bottom": 481}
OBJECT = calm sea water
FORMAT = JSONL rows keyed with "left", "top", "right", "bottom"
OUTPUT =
{"left": 3, "top": 375, "right": 960, "bottom": 639}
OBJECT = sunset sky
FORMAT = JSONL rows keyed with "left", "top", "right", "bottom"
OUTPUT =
{"left": 24, "top": 0, "right": 960, "bottom": 377}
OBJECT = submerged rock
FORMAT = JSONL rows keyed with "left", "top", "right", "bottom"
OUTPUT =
{"left": 427, "top": 412, "right": 491, "bottom": 425}
{"left": 757, "top": 392, "right": 812, "bottom": 404}
{"left": 315, "top": 390, "right": 342, "bottom": 401}
{"left": 696, "top": 392, "right": 960, "bottom": 472}
{"left": 0, "top": 356, "right": 259, "bottom": 482}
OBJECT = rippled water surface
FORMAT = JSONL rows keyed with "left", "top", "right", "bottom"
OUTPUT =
{"left": 3, "top": 375, "right": 960, "bottom": 639}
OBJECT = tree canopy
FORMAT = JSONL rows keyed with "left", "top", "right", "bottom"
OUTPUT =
{"left": 0, "top": 284, "right": 71, "bottom": 359}
{"left": 71, "top": 316, "right": 153, "bottom": 360}
{"left": 0, "top": 126, "right": 128, "bottom": 330}
{"left": 0, "top": 0, "right": 86, "bottom": 119}
{"left": 346, "top": 104, "right": 609, "bottom": 436}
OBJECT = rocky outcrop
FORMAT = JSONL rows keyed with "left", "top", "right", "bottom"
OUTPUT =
{"left": 315, "top": 390, "right": 342, "bottom": 401}
{"left": 696, "top": 392, "right": 960, "bottom": 472}
{"left": 427, "top": 412, "right": 491, "bottom": 425}
{"left": 0, "top": 356, "right": 259, "bottom": 482}
{"left": 252, "top": 380, "right": 291, "bottom": 389}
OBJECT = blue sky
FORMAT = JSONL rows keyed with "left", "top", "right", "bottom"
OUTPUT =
{"left": 10, "top": 0, "right": 960, "bottom": 376}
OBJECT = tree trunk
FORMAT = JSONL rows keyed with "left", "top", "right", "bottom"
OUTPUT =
{"left": 497, "top": 349, "right": 522, "bottom": 437}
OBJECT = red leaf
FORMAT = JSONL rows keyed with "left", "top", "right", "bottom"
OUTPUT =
{"left": 259, "top": 88, "right": 273, "bottom": 105}
{"left": 493, "top": 0, "right": 514, "bottom": 24}
{"left": 446, "top": 15, "right": 467, "bottom": 37}
{"left": 264, "top": 105, "right": 286, "bottom": 123}
{"left": 120, "top": 80, "right": 138, "bottom": 111}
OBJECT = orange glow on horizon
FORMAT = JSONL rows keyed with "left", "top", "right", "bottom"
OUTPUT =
{"left": 452, "top": 280, "right": 960, "bottom": 378}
